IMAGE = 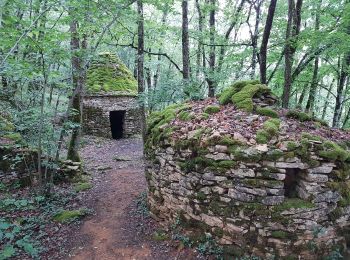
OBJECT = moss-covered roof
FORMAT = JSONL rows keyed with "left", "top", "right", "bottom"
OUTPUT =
{"left": 145, "top": 80, "right": 350, "bottom": 163}
{"left": 86, "top": 52, "right": 138, "bottom": 95}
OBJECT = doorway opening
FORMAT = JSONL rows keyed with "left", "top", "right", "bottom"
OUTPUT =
{"left": 110, "top": 110, "right": 125, "bottom": 139}
{"left": 284, "top": 169, "right": 299, "bottom": 198}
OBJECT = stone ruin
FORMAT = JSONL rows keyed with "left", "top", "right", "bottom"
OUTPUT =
{"left": 145, "top": 80, "right": 350, "bottom": 259}
{"left": 82, "top": 52, "right": 142, "bottom": 139}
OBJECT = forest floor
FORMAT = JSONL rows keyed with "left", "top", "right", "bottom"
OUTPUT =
{"left": 61, "top": 136, "right": 200, "bottom": 260}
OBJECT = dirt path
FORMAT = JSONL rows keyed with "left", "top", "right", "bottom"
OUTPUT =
{"left": 65, "top": 137, "right": 197, "bottom": 260}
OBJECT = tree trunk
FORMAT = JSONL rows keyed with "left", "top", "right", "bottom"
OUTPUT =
{"left": 305, "top": 0, "right": 321, "bottom": 114}
{"left": 137, "top": 0, "right": 146, "bottom": 141}
{"left": 259, "top": 0, "right": 277, "bottom": 84}
{"left": 67, "top": 18, "right": 84, "bottom": 162}
{"left": 207, "top": 0, "right": 216, "bottom": 97}
{"left": 182, "top": 0, "right": 190, "bottom": 80}
{"left": 282, "top": 0, "right": 303, "bottom": 108}
{"left": 195, "top": 0, "right": 204, "bottom": 79}
{"left": 251, "top": 0, "right": 262, "bottom": 79}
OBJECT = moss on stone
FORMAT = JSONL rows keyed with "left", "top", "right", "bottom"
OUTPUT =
{"left": 178, "top": 111, "right": 194, "bottom": 121}
{"left": 216, "top": 135, "right": 242, "bottom": 147}
{"left": 286, "top": 110, "right": 313, "bottom": 122}
{"left": 218, "top": 80, "right": 260, "bottom": 105}
{"left": 74, "top": 182, "right": 93, "bottom": 192}
{"left": 53, "top": 209, "right": 86, "bottom": 222}
{"left": 274, "top": 198, "right": 315, "bottom": 212}
{"left": 256, "top": 130, "right": 269, "bottom": 144}
{"left": 271, "top": 230, "right": 288, "bottom": 239}
{"left": 204, "top": 105, "right": 220, "bottom": 114}
{"left": 265, "top": 149, "right": 284, "bottom": 161}
{"left": 319, "top": 141, "right": 350, "bottom": 162}
{"left": 286, "top": 141, "right": 299, "bottom": 151}
{"left": 301, "top": 132, "right": 323, "bottom": 142}
{"left": 196, "top": 191, "right": 206, "bottom": 201}
{"left": 217, "top": 160, "right": 236, "bottom": 169}
{"left": 327, "top": 181, "right": 350, "bottom": 206}
{"left": 256, "top": 119, "right": 280, "bottom": 144}
{"left": 86, "top": 52, "right": 137, "bottom": 94}
{"left": 231, "top": 84, "right": 271, "bottom": 112}
{"left": 263, "top": 118, "right": 280, "bottom": 136}
{"left": 256, "top": 107, "right": 279, "bottom": 118}
{"left": 201, "top": 113, "right": 210, "bottom": 120}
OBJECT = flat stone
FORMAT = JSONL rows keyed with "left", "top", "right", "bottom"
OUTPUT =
{"left": 308, "top": 165, "right": 333, "bottom": 174}
{"left": 232, "top": 168, "right": 255, "bottom": 178}
{"left": 236, "top": 186, "right": 267, "bottom": 196}
{"left": 255, "top": 144, "right": 268, "bottom": 152}
{"left": 300, "top": 173, "right": 328, "bottom": 183}
{"left": 275, "top": 162, "right": 308, "bottom": 169}
{"left": 215, "top": 145, "right": 228, "bottom": 153}
{"left": 262, "top": 196, "right": 284, "bottom": 205}
{"left": 200, "top": 214, "right": 223, "bottom": 227}
{"left": 313, "top": 191, "right": 340, "bottom": 203}
{"left": 228, "top": 188, "right": 255, "bottom": 202}
{"left": 205, "top": 153, "right": 230, "bottom": 161}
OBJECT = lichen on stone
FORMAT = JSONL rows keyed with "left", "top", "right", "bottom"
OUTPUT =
{"left": 86, "top": 52, "right": 137, "bottom": 94}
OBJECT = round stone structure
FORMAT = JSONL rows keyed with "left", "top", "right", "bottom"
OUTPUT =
{"left": 145, "top": 81, "right": 350, "bottom": 259}
{"left": 82, "top": 52, "right": 141, "bottom": 139}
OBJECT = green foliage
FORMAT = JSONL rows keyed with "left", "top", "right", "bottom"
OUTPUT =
{"left": 178, "top": 111, "right": 194, "bottom": 121}
{"left": 256, "top": 107, "right": 279, "bottom": 118}
{"left": 204, "top": 105, "right": 220, "bottom": 114}
{"left": 86, "top": 52, "right": 137, "bottom": 94}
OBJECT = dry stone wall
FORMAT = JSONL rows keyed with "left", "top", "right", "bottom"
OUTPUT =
{"left": 82, "top": 94, "right": 141, "bottom": 138}
{"left": 145, "top": 99, "right": 350, "bottom": 259}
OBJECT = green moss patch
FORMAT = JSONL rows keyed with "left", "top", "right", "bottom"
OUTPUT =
{"left": 256, "top": 118, "right": 281, "bottom": 144}
{"left": 271, "top": 230, "right": 288, "bottom": 239}
{"left": 86, "top": 52, "right": 137, "bottom": 94}
{"left": 218, "top": 80, "right": 260, "bottom": 105}
{"left": 53, "top": 209, "right": 87, "bottom": 223}
{"left": 319, "top": 141, "right": 350, "bottom": 162}
{"left": 74, "top": 182, "right": 93, "bottom": 192}
{"left": 204, "top": 105, "right": 220, "bottom": 114}
{"left": 256, "top": 107, "right": 279, "bottom": 118}
{"left": 286, "top": 110, "right": 329, "bottom": 126}
{"left": 231, "top": 84, "right": 271, "bottom": 112}
{"left": 274, "top": 198, "right": 315, "bottom": 212}
{"left": 327, "top": 181, "right": 350, "bottom": 206}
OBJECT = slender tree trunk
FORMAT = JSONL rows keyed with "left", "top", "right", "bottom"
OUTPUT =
{"left": 305, "top": 0, "right": 321, "bottom": 114}
{"left": 321, "top": 82, "right": 333, "bottom": 120}
{"left": 259, "top": 0, "right": 277, "bottom": 84}
{"left": 137, "top": 0, "right": 146, "bottom": 140}
{"left": 182, "top": 0, "right": 190, "bottom": 80}
{"left": 195, "top": 0, "right": 204, "bottom": 79}
{"left": 67, "top": 18, "right": 84, "bottom": 162}
{"left": 251, "top": 0, "right": 262, "bottom": 79}
{"left": 297, "top": 83, "right": 309, "bottom": 108}
{"left": 282, "top": 0, "right": 303, "bottom": 108}
{"left": 217, "top": 0, "right": 245, "bottom": 72}
{"left": 207, "top": 0, "right": 216, "bottom": 97}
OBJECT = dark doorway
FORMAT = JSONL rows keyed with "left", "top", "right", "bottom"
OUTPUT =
{"left": 284, "top": 169, "right": 298, "bottom": 198}
{"left": 110, "top": 111, "right": 125, "bottom": 139}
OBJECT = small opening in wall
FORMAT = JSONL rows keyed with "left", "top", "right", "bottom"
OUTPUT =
{"left": 109, "top": 110, "right": 125, "bottom": 139}
{"left": 284, "top": 169, "right": 299, "bottom": 198}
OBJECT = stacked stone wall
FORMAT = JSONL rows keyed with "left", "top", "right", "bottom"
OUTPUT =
{"left": 146, "top": 139, "right": 350, "bottom": 259}
{"left": 82, "top": 94, "right": 141, "bottom": 138}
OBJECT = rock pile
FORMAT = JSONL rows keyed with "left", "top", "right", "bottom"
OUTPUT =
{"left": 145, "top": 81, "right": 350, "bottom": 259}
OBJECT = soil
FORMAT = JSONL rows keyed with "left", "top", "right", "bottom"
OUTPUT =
{"left": 61, "top": 136, "right": 200, "bottom": 260}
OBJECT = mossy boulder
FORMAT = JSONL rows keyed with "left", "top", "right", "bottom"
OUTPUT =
{"left": 218, "top": 80, "right": 275, "bottom": 112}
{"left": 53, "top": 209, "right": 87, "bottom": 223}
{"left": 74, "top": 182, "right": 93, "bottom": 192}
{"left": 86, "top": 52, "right": 137, "bottom": 94}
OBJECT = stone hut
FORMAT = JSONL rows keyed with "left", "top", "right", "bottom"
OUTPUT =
{"left": 145, "top": 80, "right": 350, "bottom": 259}
{"left": 82, "top": 53, "right": 141, "bottom": 139}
